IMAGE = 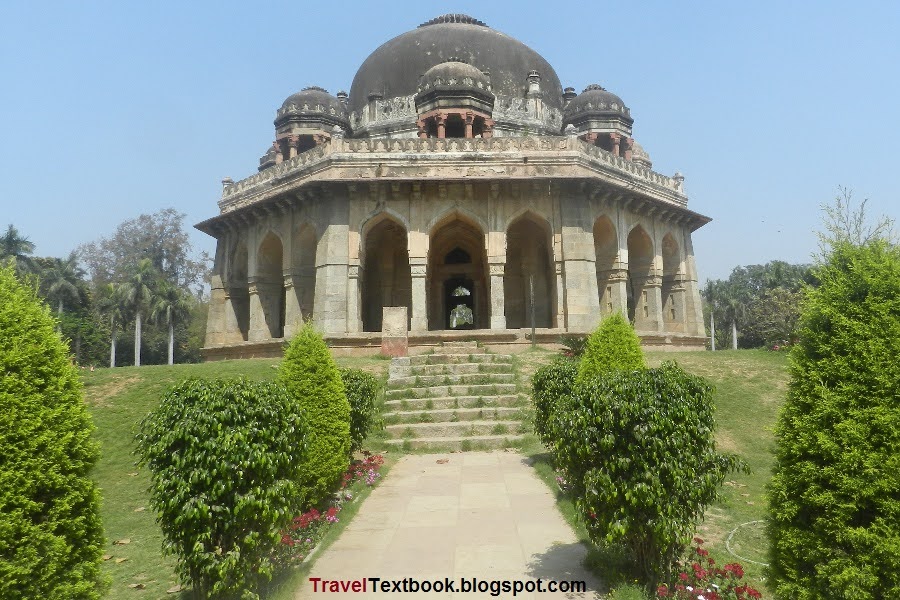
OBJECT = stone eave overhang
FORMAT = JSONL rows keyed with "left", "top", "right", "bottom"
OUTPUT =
{"left": 195, "top": 136, "right": 710, "bottom": 236}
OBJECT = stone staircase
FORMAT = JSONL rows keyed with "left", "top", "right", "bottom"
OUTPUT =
{"left": 383, "top": 341, "right": 527, "bottom": 451}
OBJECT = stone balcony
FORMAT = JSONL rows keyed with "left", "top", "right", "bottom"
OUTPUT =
{"left": 215, "top": 135, "right": 689, "bottom": 214}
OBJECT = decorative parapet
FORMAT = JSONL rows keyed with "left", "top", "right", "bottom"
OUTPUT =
{"left": 218, "top": 135, "right": 687, "bottom": 211}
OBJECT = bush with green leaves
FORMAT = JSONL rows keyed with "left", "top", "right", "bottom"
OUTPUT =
{"left": 339, "top": 367, "right": 381, "bottom": 454}
{"left": 531, "top": 357, "right": 579, "bottom": 450}
{"left": 767, "top": 239, "right": 900, "bottom": 600}
{"left": 0, "top": 266, "right": 105, "bottom": 599}
{"left": 577, "top": 311, "right": 644, "bottom": 384}
{"left": 556, "top": 362, "right": 745, "bottom": 589}
{"left": 277, "top": 323, "right": 350, "bottom": 507}
{"left": 136, "top": 378, "right": 307, "bottom": 599}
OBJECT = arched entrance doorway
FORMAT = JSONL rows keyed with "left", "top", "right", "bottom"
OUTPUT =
{"left": 661, "top": 233, "right": 682, "bottom": 330}
{"left": 593, "top": 215, "right": 618, "bottom": 316}
{"left": 428, "top": 215, "right": 488, "bottom": 330}
{"left": 627, "top": 225, "right": 654, "bottom": 329}
{"left": 256, "top": 232, "right": 285, "bottom": 338}
{"left": 229, "top": 240, "right": 250, "bottom": 341}
{"left": 504, "top": 214, "right": 555, "bottom": 328}
{"left": 361, "top": 216, "right": 411, "bottom": 332}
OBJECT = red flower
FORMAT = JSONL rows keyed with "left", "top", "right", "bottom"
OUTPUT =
{"left": 679, "top": 573, "right": 689, "bottom": 582}
{"left": 656, "top": 584, "right": 669, "bottom": 597}
{"left": 281, "top": 534, "right": 294, "bottom": 547}
{"left": 696, "top": 548, "right": 709, "bottom": 557}
{"left": 693, "top": 537, "right": 705, "bottom": 545}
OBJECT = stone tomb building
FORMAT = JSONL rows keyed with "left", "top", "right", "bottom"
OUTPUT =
{"left": 197, "top": 14, "right": 710, "bottom": 358}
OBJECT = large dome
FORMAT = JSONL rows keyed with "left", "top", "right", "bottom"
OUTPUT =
{"left": 349, "top": 14, "right": 563, "bottom": 117}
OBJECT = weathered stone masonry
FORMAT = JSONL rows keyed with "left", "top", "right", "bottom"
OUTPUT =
{"left": 196, "top": 14, "right": 710, "bottom": 358}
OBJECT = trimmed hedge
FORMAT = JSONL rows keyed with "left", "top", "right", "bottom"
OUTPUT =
{"left": 556, "top": 362, "right": 744, "bottom": 588}
{"left": 0, "top": 266, "right": 105, "bottom": 599}
{"left": 136, "top": 378, "right": 307, "bottom": 599}
{"left": 339, "top": 367, "right": 381, "bottom": 454}
{"left": 767, "top": 240, "right": 900, "bottom": 599}
{"left": 277, "top": 323, "right": 350, "bottom": 507}
{"left": 577, "top": 311, "right": 644, "bottom": 384}
{"left": 531, "top": 357, "right": 578, "bottom": 450}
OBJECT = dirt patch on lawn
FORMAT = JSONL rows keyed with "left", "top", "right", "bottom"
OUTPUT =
{"left": 85, "top": 376, "right": 141, "bottom": 407}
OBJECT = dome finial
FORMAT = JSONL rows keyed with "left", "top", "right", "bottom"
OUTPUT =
{"left": 418, "top": 14, "right": 488, "bottom": 27}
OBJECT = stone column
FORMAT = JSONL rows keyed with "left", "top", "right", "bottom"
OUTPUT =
{"left": 205, "top": 274, "right": 227, "bottom": 346}
{"left": 464, "top": 112, "right": 474, "bottom": 138}
{"left": 436, "top": 113, "right": 446, "bottom": 139}
{"left": 346, "top": 264, "right": 361, "bottom": 333}
{"left": 609, "top": 133, "right": 621, "bottom": 157}
{"left": 635, "top": 274, "right": 664, "bottom": 332}
{"left": 489, "top": 262, "right": 506, "bottom": 330}
{"left": 273, "top": 141, "right": 283, "bottom": 164}
{"left": 604, "top": 268, "right": 629, "bottom": 318}
{"left": 416, "top": 119, "right": 428, "bottom": 139}
{"left": 410, "top": 262, "right": 428, "bottom": 332}
{"left": 247, "top": 281, "right": 267, "bottom": 341}
{"left": 623, "top": 137, "right": 634, "bottom": 161}
{"left": 286, "top": 135, "right": 299, "bottom": 160}
{"left": 283, "top": 275, "right": 303, "bottom": 338}
{"left": 561, "top": 227, "right": 602, "bottom": 332}
{"left": 554, "top": 260, "right": 565, "bottom": 329}
{"left": 482, "top": 120, "right": 494, "bottom": 138}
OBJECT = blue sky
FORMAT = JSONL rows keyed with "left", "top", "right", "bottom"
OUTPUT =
{"left": 1, "top": 1, "right": 898, "bottom": 281}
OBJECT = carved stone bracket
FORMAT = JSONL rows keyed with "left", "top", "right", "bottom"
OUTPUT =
{"left": 489, "top": 264, "right": 505, "bottom": 276}
{"left": 411, "top": 265, "right": 427, "bottom": 277}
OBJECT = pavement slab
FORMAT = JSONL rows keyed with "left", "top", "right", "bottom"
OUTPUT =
{"left": 297, "top": 451, "right": 603, "bottom": 598}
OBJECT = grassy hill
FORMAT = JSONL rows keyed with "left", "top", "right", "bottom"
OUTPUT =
{"left": 83, "top": 349, "right": 787, "bottom": 598}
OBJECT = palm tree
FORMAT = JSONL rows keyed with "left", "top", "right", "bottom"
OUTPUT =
{"left": 96, "top": 283, "right": 125, "bottom": 368}
{"left": 42, "top": 252, "right": 84, "bottom": 325}
{"left": 720, "top": 284, "right": 747, "bottom": 350}
{"left": 119, "top": 259, "right": 157, "bottom": 367}
{"left": 1, "top": 224, "right": 36, "bottom": 273}
{"left": 704, "top": 280, "right": 717, "bottom": 351}
{"left": 151, "top": 282, "right": 192, "bottom": 365}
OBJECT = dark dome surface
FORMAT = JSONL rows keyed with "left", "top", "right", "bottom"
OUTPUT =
{"left": 279, "top": 86, "right": 346, "bottom": 114}
{"left": 349, "top": 14, "right": 563, "bottom": 116}
{"left": 564, "top": 84, "right": 631, "bottom": 121}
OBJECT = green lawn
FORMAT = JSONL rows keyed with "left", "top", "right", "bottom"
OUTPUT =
{"left": 84, "top": 348, "right": 787, "bottom": 599}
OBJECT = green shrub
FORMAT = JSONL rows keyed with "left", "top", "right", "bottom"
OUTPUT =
{"left": 556, "top": 362, "right": 744, "bottom": 589}
{"left": 277, "top": 323, "right": 350, "bottom": 507}
{"left": 339, "top": 367, "right": 381, "bottom": 454}
{"left": 0, "top": 266, "right": 105, "bottom": 599}
{"left": 531, "top": 357, "right": 578, "bottom": 450}
{"left": 767, "top": 239, "right": 900, "bottom": 600}
{"left": 559, "top": 334, "right": 588, "bottom": 357}
{"left": 577, "top": 312, "right": 644, "bottom": 384}
{"left": 136, "top": 378, "right": 307, "bottom": 599}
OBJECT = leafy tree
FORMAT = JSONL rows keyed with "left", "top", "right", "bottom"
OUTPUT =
{"left": 119, "top": 258, "right": 158, "bottom": 367}
{"left": 0, "top": 266, "right": 105, "bottom": 598}
{"left": 556, "top": 362, "right": 745, "bottom": 590}
{"left": 151, "top": 281, "right": 192, "bottom": 365}
{"left": 78, "top": 208, "right": 209, "bottom": 294}
{"left": 41, "top": 252, "right": 85, "bottom": 322}
{"left": 277, "top": 323, "right": 350, "bottom": 507}
{"left": 95, "top": 283, "right": 124, "bottom": 368}
{"left": 0, "top": 224, "right": 35, "bottom": 274}
{"left": 767, "top": 236, "right": 900, "bottom": 599}
{"left": 531, "top": 357, "right": 579, "bottom": 451}
{"left": 137, "top": 379, "right": 308, "bottom": 599}
{"left": 743, "top": 287, "right": 803, "bottom": 348}
{"left": 577, "top": 311, "right": 644, "bottom": 384}
{"left": 339, "top": 368, "right": 381, "bottom": 454}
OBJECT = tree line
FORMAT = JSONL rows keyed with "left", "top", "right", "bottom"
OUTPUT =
{"left": 1, "top": 209, "right": 209, "bottom": 367}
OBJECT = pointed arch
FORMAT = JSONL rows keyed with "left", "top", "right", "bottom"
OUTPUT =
{"left": 255, "top": 232, "right": 285, "bottom": 338}
{"left": 228, "top": 238, "right": 250, "bottom": 341}
{"left": 428, "top": 213, "right": 488, "bottom": 330}
{"left": 627, "top": 225, "right": 654, "bottom": 327}
{"left": 505, "top": 212, "right": 555, "bottom": 328}
{"left": 426, "top": 207, "right": 488, "bottom": 237}
{"left": 361, "top": 214, "right": 411, "bottom": 332}
{"left": 661, "top": 232, "right": 683, "bottom": 329}
{"left": 593, "top": 215, "right": 618, "bottom": 315}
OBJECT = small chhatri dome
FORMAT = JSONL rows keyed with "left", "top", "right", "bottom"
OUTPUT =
{"left": 564, "top": 84, "right": 631, "bottom": 119}
{"left": 631, "top": 140, "right": 652, "bottom": 168}
{"left": 417, "top": 59, "right": 492, "bottom": 93}
{"left": 276, "top": 86, "right": 350, "bottom": 129}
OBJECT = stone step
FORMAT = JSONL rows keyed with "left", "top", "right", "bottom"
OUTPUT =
{"left": 385, "top": 383, "right": 518, "bottom": 400}
{"left": 384, "top": 435, "right": 525, "bottom": 451}
{"left": 386, "top": 420, "right": 521, "bottom": 439}
{"left": 383, "top": 406, "right": 521, "bottom": 424}
{"left": 390, "top": 362, "right": 514, "bottom": 378}
{"left": 383, "top": 394, "right": 524, "bottom": 411}
{"left": 436, "top": 346, "right": 488, "bottom": 355}
{"left": 387, "top": 372, "right": 515, "bottom": 388}
{"left": 395, "top": 354, "right": 513, "bottom": 367}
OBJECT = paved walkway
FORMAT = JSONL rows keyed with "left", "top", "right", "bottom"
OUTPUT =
{"left": 297, "top": 451, "right": 603, "bottom": 599}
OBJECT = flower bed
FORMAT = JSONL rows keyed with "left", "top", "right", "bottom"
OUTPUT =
{"left": 277, "top": 453, "right": 385, "bottom": 564}
{"left": 656, "top": 539, "right": 761, "bottom": 599}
